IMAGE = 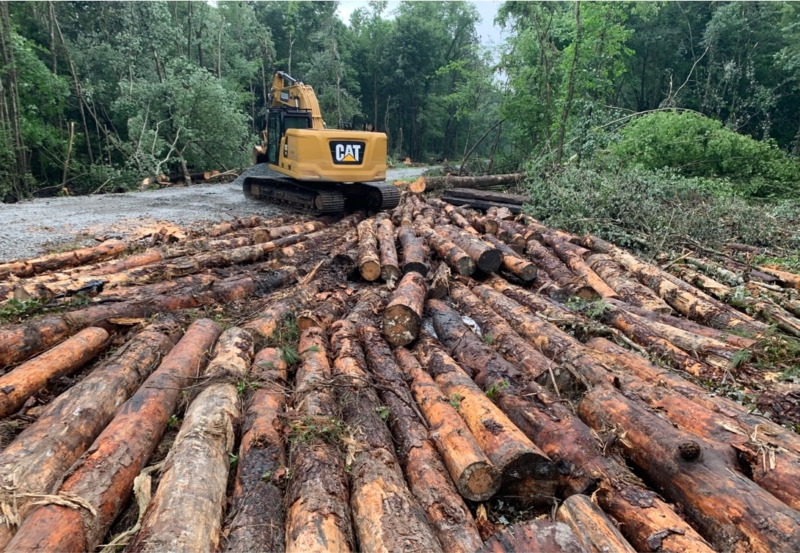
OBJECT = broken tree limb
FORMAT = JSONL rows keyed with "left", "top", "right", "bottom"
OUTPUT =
{"left": 382, "top": 271, "right": 426, "bottom": 346}
{"left": 126, "top": 328, "right": 252, "bottom": 553}
{"left": 0, "top": 326, "right": 109, "bottom": 418}
{"left": 3, "top": 318, "right": 222, "bottom": 552}
{"left": 285, "top": 327, "right": 354, "bottom": 553}
{"left": 358, "top": 327, "right": 483, "bottom": 553}
{"left": 0, "top": 320, "right": 178, "bottom": 548}
{"left": 396, "top": 347, "right": 501, "bottom": 501}
{"left": 357, "top": 218, "right": 381, "bottom": 281}
{"left": 225, "top": 347, "right": 287, "bottom": 553}
{"left": 556, "top": 492, "right": 636, "bottom": 553}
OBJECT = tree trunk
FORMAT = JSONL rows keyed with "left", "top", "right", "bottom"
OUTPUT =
{"left": 376, "top": 217, "right": 400, "bottom": 285}
{"left": 555, "top": 0, "right": 581, "bottom": 164}
{"left": 297, "top": 289, "right": 348, "bottom": 332}
{"left": 357, "top": 219, "right": 381, "bottom": 281}
{"left": 225, "top": 347, "right": 287, "bottom": 553}
{"left": 396, "top": 347, "right": 501, "bottom": 501}
{"left": 543, "top": 237, "right": 619, "bottom": 299}
{"left": 579, "top": 386, "right": 800, "bottom": 553}
{"left": 285, "top": 327, "right": 354, "bottom": 553}
{"left": 421, "top": 173, "right": 525, "bottom": 192}
{"left": 440, "top": 227, "right": 502, "bottom": 273}
{"left": 586, "top": 254, "right": 672, "bottom": 313}
{"left": 0, "top": 327, "right": 109, "bottom": 418}
{"left": 397, "top": 226, "right": 429, "bottom": 276}
{"left": 382, "top": 271, "right": 426, "bottom": 346}
{"left": 0, "top": 239, "right": 129, "bottom": 279}
{"left": 440, "top": 197, "right": 523, "bottom": 213}
{"left": 0, "top": 321, "right": 177, "bottom": 548}
{"left": 3, "top": 319, "right": 222, "bottom": 552}
{"left": 329, "top": 321, "right": 443, "bottom": 553}
{"left": 127, "top": 328, "right": 252, "bottom": 553}
{"left": 421, "top": 228, "right": 475, "bottom": 276}
{"left": 525, "top": 239, "right": 597, "bottom": 299}
{"left": 482, "top": 235, "right": 537, "bottom": 281}
{"left": 442, "top": 188, "right": 529, "bottom": 206}
{"left": 478, "top": 520, "right": 586, "bottom": 553}
{"left": 358, "top": 326, "right": 484, "bottom": 553}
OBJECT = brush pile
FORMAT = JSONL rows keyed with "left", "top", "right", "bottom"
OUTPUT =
{"left": 0, "top": 192, "right": 799, "bottom": 552}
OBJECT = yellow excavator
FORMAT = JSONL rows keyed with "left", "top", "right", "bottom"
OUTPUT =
{"left": 243, "top": 71, "right": 400, "bottom": 213}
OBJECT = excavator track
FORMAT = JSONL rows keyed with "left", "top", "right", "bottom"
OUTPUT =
{"left": 243, "top": 176, "right": 346, "bottom": 214}
{"left": 243, "top": 176, "right": 400, "bottom": 214}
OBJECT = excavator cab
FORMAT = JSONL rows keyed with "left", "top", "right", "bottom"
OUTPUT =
{"left": 261, "top": 109, "right": 313, "bottom": 165}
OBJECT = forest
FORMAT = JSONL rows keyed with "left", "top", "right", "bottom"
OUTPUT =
{"left": 1, "top": 1, "right": 800, "bottom": 250}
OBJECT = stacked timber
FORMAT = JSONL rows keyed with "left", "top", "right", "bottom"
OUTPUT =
{"left": 0, "top": 194, "right": 799, "bottom": 552}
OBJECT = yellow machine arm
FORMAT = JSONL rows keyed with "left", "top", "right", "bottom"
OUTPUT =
{"left": 269, "top": 71, "right": 325, "bottom": 130}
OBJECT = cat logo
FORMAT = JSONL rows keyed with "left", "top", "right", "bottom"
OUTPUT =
{"left": 330, "top": 141, "right": 365, "bottom": 165}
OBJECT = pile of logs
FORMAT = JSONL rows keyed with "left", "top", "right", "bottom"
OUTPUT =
{"left": 0, "top": 191, "right": 799, "bottom": 552}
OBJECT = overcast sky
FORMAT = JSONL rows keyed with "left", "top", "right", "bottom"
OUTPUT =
{"left": 336, "top": 1, "right": 507, "bottom": 48}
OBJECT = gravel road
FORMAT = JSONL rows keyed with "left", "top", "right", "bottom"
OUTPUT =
{"left": 0, "top": 166, "right": 432, "bottom": 263}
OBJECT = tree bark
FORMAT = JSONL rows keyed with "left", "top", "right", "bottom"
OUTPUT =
{"left": 376, "top": 217, "right": 401, "bottom": 285}
{"left": 443, "top": 188, "right": 529, "bottom": 206}
{"left": 383, "top": 271, "right": 426, "bottom": 346}
{"left": 127, "top": 328, "right": 253, "bottom": 553}
{"left": 440, "top": 227, "right": 502, "bottom": 273}
{"left": 397, "top": 226, "right": 429, "bottom": 276}
{"left": 422, "top": 173, "right": 525, "bottom": 192}
{"left": 0, "top": 327, "right": 109, "bottom": 418}
{"left": 0, "top": 240, "right": 129, "bottom": 280}
{"left": 357, "top": 219, "right": 381, "bottom": 281}
{"left": 478, "top": 520, "right": 586, "bottom": 553}
{"left": 421, "top": 227, "right": 475, "bottom": 276}
{"left": 579, "top": 386, "right": 800, "bottom": 553}
{"left": 396, "top": 347, "right": 501, "bottom": 501}
{"left": 525, "top": 239, "right": 597, "bottom": 298}
{"left": 358, "top": 326, "right": 484, "bottom": 553}
{"left": 586, "top": 254, "right": 672, "bottom": 313}
{"left": 4, "top": 319, "right": 222, "bottom": 552}
{"left": 225, "top": 347, "right": 287, "bottom": 553}
{"left": 482, "top": 235, "right": 537, "bottom": 281}
{"left": 543, "top": 237, "right": 620, "bottom": 299}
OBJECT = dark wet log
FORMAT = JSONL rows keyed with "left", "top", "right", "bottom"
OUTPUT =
{"left": 330, "top": 321, "right": 443, "bottom": 553}
{"left": 482, "top": 235, "right": 537, "bottom": 281}
{"left": 126, "top": 328, "right": 252, "bottom": 553}
{"left": 357, "top": 218, "right": 381, "bottom": 281}
{"left": 225, "top": 348, "right": 287, "bottom": 553}
{"left": 440, "top": 197, "right": 523, "bottom": 213}
{"left": 285, "top": 328, "right": 354, "bottom": 553}
{"left": 449, "top": 282, "right": 551, "bottom": 381}
{"left": 525, "top": 239, "right": 597, "bottom": 299}
{"left": 440, "top": 227, "right": 502, "bottom": 273}
{"left": 0, "top": 239, "right": 129, "bottom": 279}
{"left": 586, "top": 254, "right": 672, "bottom": 314}
{"left": 443, "top": 188, "right": 529, "bottom": 205}
{"left": 579, "top": 386, "right": 800, "bottom": 553}
{"left": 477, "top": 520, "right": 586, "bottom": 553}
{"left": 3, "top": 319, "right": 222, "bottom": 552}
{"left": 383, "top": 271, "right": 426, "bottom": 346}
{"left": 485, "top": 276, "right": 585, "bottom": 324}
{"left": 376, "top": 217, "right": 401, "bottom": 285}
{"left": 421, "top": 227, "right": 475, "bottom": 276}
{"left": 397, "top": 226, "right": 429, "bottom": 276}
{"left": 422, "top": 173, "right": 525, "bottom": 192}
{"left": 0, "top": 321, "right": 178, "bottom": 548}
{"left": 556, "top": 494, "right": 637, "bottom": 553}
{"left": 396, "top": 347, "right": 501, "bottom": 501}
{"left": 0, "top": 327, "right": 109, "bottom": 418}
{"left": 416, "top": 312, "right": 557, "bottom": 506}
{"left": 358, "top": 328, "right": 483, "bottom": 553}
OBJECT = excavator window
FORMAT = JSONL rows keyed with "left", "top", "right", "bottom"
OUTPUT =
{"left": 267, "top": 111, "right": 281, "bottom": 164}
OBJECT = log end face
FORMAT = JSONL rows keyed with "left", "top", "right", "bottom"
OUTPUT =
{"left": 461, "top": 462, "right": 502, "bottom": 502}
{"left": 360, "top": 260, "right": 382, "bottom": 282}
{"left": 382, "top": 305, "right": 421, "bottom": 347}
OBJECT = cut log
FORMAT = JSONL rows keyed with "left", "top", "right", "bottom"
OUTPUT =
{"left": 0, "top": 326, "right": 109, "bottom": 418}
{"left": 415, "top": 320, "right": 557, "bottom": 505}
{"left": 525, "top": 239, "right": 597, "bottom": 299}
{"left": 482, "top": 234, "right": 537, "bottom": 281}
{"left": 358, "top": 328, "right": 483, "bottom": 553}
{"left": 357, "top": 218, "right": 381, "bottom": 281}
{"left": 556, "top": 493, "right": 636, "bottom": 552}
{"left": 207, "top": 216, "right": 262, "bottom": 237}
{"left": 579, "top": 386, "right": 800, "bottom": 553}
{"left": 440, "top": 227, "right": 502, "bottom": 273}
{"left": 543, "top": 237, "right": 620, "bottom": 299}
{"left": 0, "top": 239, "right": 129, "bottom": 279}
{"left": 297, "top": 289, "right": 349, "bottom": 332}
{"left": 126, "top": 328, "right": 252, "bottom": 553}
{"left": 485, "top": 276, "right": 585, "bottom": 324}
{"left": 383, "top": 271, "right": 426, "bottom": 346}
{"left": 758, "top": 266, "right": 800, "bottom": 290}
{"left": 443, "top": 188, "right": 529, "bottom": 205}
{"left": 440, "top": 197, "right": 523, "bottom": 213}
{"left": 330, "top": 320, "right": 443, "bottom": 553}
{"left": 254, "top": 220, "right": 325, "bottom": 243}
{"left": 0, "top": 321, "right": 178, "bottom": 548}
{"left": 397, "top": 226, "right": 429, "bottom": 276}
{"left": 477, "top": 520, "right": 586, "bottom": 553}
{"left": 225, "top": 348, "right": 287, "bottom": 553}
{"left": 3, "top": 319, "right": 222, "bottom": 552}
{"left": 85, "top": 249, "right": 164, "bottom": 276}
{"left": 285, "top": 327, "right": 354, "bottom": 553}
{"left": 421, "top": 228, "right": 475, "bottom": 276}
{"left": 395, "top": 347, "right": 501, "bottom": 501}
{"left": 586, "top": 254, "right": 672, "bottom": 313}
{"left": 244, "top": 301, "right": 293, "bottom": 341}
{"left": 449, "top": 281, "right": 552, "bottom": 381}
{"left": 422, "top": 172, "right": 525, "bottom": 192}
{"left": 376, "top": 217, "right": 401, "bottom": 285}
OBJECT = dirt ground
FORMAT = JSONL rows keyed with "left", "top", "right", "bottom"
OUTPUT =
{"left": 0, "top": 166, "right": 431, "bottom": 263}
